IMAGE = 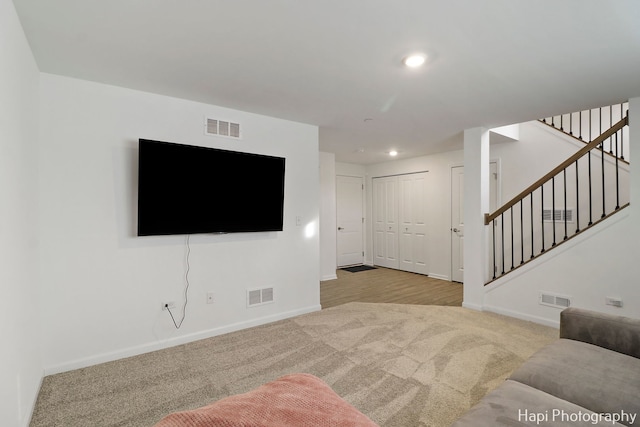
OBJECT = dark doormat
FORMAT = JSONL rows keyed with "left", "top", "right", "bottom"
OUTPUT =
{"left": 341, "top": 265, "right": 377, "bottom": 273}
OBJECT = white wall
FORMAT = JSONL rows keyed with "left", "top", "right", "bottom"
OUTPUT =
{"left": 484, "top": 98, "right": 640, "bottom": 326}
{"left": 336, "top": 162, "right": 366, "bottom": 178}
{"left": 38, "top": 74, "right": 320, "bottom": 374}
{"left": 319, "top": 152, "right": 337, "bottom": 281}
{"left": 494, "top": 121, "right": 608, "bottom": 202}
{"left": 0, "top": 0, "right": 43, "bottom": 425}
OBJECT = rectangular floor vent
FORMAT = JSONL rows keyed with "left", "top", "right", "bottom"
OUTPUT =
{"left": 539, "top": 292, "right": 571, "bottom": 309}
{"left": 205, "top": 117, "right": 241, "bottom": 139}
{"left": 247, "top": 287, "right": 274, "bottom": 307}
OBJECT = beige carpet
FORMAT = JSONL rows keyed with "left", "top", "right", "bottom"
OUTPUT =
{"left": 30, "top": 303, "right": 558, "bottom": 427}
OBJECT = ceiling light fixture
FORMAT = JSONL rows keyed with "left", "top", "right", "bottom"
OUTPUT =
{"left": 389, "top": 150, "right": 398, "bottom": 157}
{"left": 403, "top": 54, "right": 426, "bottom": 68}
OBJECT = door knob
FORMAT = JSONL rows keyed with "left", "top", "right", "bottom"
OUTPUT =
{"left": 452, "top": 228, "right": 461, "bottom": 233}
{"left": 338, "top": 227, "right": 344, "bottom": 230}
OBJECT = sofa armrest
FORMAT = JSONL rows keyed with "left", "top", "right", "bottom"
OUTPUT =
{"left": 560, "top": 307, "right": 640, "bottom": 359}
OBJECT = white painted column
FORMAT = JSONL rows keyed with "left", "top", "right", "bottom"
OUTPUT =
{"left": 462, "top": 127, "right": 490, "bottom": 310}
{"left": 319, "top": 152, "right": 337, "bottom": 281}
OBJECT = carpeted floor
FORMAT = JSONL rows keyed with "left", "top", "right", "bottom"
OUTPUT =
{"left": 30, "top": 303, "right": 558, "bottom": 427}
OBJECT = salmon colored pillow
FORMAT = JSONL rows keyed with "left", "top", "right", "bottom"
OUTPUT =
{"left": 154, "top": 373, "right": 379, "bottom": 427}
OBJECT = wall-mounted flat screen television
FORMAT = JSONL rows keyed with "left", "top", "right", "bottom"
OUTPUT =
{"left": 137, "top": 139, "right": 286, "bottom": 236}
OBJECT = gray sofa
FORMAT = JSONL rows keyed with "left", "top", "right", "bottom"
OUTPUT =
{"left": 452, "top": 307, "right": 640, "bottom": 426}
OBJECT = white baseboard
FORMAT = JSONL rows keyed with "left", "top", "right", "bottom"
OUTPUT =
{"left": 462, "top": 301, "right": 484, "bottom": 311}
{"left": 321, "top": 274, "right": 337, "bottom": 281}
{"left": 44, "top": 305, "right": 322, "bottom": 375}
{"left": 483, "top": 304, "right": 560, "bottom": 328}
{"left": 428, "top": 273, "right": 450, "bottom": 281}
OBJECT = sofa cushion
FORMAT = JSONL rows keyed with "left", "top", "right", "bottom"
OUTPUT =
{"left": 451, "top": 380, "right": 626, "bottom": 426}
{"left": 560, "top": 308, "right": 640, "bottom": 358}
{"left": 509, "top": 339, "right": 640, "bottom": 426}
{"left": 153, "top": 373, "right": 379, "bottom": 427}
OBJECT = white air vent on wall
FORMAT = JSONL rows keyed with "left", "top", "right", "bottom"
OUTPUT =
{"left": 543, "top": 208, "right": 574, "bottom": 223}
{"left": 539, "top": 292, "right": 571, "bottom": 309}
{"left": 205, "top": 117, "right": 241, "bottom": 139}
{"left": 247, "top": 287, "right": 274, "bottom": 307}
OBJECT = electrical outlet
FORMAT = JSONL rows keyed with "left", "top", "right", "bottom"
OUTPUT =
{"left": 206, "top": 292, "right": 214, "bottom": 304}
{"left": 162, "top": 301, "right": 176, "bottom": 311}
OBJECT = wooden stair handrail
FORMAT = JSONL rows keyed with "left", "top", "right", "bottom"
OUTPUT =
{"left": 485, "top": 115, "right": 628, "bottom": 225}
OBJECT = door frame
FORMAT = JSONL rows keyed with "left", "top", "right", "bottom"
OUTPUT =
{"left": 336, "top": 174, "right": 365, "bottom": 267}
{"left": 449, "top": 160, "right": 501, "bottom": 282}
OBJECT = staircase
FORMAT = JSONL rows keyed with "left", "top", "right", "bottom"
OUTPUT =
{"left": 484, "top": 103, "right": 630, "bottom": 284}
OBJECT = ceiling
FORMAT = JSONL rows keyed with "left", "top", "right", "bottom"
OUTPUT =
{"left": 13, "top": 0, "right": 640, "bottom": 164}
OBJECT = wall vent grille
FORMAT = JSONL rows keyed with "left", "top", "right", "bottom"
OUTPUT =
{"left": 247, "top": 287, "right": 274, "bottom": 307}
{"left": 543, "top": 208, "right": 574, "bottom": 223}
{"left": 539, "top": 292, "right": 571, "bottom": 309}
{"left": 205, "top": 117, "right": 241, "bottom": 139}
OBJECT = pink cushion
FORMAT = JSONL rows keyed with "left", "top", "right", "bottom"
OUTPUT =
{"left": 154, "top": 373, "right": 379, "bottom": 427}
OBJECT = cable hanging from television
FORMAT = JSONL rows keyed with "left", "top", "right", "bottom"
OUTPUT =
{"left": 165, "top": 234, "right": 191, "bottom": 329}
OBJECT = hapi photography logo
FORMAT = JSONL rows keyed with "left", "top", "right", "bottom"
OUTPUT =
{"left": 518, "top": 409, "right": 637, "bottom": 425}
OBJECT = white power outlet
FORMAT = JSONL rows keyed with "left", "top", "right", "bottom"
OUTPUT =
{"left": 162, "top": 301, "right": 176, "bottom": 311}
{"left": 206, "top": 292, "right": 214, "bottom": 304}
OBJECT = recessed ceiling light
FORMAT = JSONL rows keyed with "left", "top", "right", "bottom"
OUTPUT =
{"left": 403, "top": 54, "right": 426, "bottom": 68}
{"left": 389, "top": 150, "right": 398, "bottom": 157}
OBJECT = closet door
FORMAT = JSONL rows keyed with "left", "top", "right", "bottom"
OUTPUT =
{"left": 373, "top": 176, "right": 398, "bottom": 269}
{"left": 399, "top": 173, "right": 428, "bottom": 274}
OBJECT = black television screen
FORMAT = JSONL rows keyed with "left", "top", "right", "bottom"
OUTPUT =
{"left": 137, "top": 139, "right": 285, "bottom": 236}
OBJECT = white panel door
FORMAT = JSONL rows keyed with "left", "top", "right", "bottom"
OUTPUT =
{"left": 336, "top": 175, "right": 364, "bottom": 267}
{"left": 451, "top": 167, "right": 465, "bottom": 282}
{"left": 399, "top": 173, "right": 428, "bottom": 274}
{"left": 373, "top": 178, "right": 386, "bottom": 266}
{"left": 450, "top": 163, "right": 498, "bottom": 283}
{"left": 373, "top": 176, "right": 398, "bottom": 269}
